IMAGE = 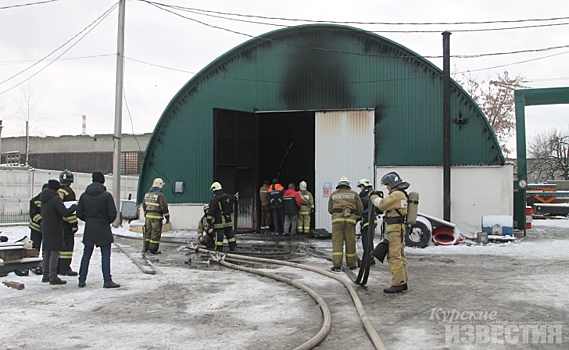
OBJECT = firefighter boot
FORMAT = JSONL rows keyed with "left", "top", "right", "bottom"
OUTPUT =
{"left": 142, "top": 239, "right": 149, "bottom": 253}
{"left": 383, "top": 285, "right": 405, "bottom": 293}
{"left": 58, "top": 259, "right": 78, "bottom": 276}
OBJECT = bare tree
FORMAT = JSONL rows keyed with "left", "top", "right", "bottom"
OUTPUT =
{"left": 527, "top": 128, "right": 569, "bottom": 183}
{"left": 16, "top": 83, "right": 41, "bottom": 166}
{"left": 456, "top": 70, "right": 526, "bottom": 156}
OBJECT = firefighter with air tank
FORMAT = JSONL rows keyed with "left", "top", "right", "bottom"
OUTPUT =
{"left": 369, "top": 171, "right": 419, "bottom": 293}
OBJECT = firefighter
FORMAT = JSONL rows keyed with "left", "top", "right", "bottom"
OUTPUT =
{"left": 357, "top": 179, "right": 378, "bottom": 265}
{"left": 327, "top": 176, "right": 363, "bottom": 271}
{"left": 297, "top": 181, "right": 314, "bottom": 235}
{"left": 57, "top": 170, "right": 79, "bottom": 276}
{"left": 142, "top": 178, "right": 170, "bottom": 254}
{"left": 197, "top": 204, "right": 215, "bottom": 249}
{"left": 207, "top": 182, "right": 238, "bottom": 252}
{"left": 28, "top": 183, "right": 48, "bottom": 275}
{"left": 369, "top": 171, "right": 410, "bottom": 293}
{"left": 259, "top": 180, "right": 272, "bottom": 233}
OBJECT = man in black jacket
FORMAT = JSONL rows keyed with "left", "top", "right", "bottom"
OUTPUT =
{"left": 40, "top": 180, "right": 77, "bottom": 285}
{"left": 76, "top": 172, "right": 120, "bottom": 288}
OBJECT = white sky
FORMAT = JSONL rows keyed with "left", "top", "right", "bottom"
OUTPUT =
{"left": 0, "top": 0, "right": 568, "bottom": 154}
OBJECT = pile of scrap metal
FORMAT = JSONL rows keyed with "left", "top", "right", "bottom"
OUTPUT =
{"left": 0, "top": 234, "right": 42, "bottom": 277}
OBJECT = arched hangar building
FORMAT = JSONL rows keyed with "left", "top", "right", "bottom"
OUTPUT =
{"left": 137, "top": 24, "right": 513, "bottom": 234}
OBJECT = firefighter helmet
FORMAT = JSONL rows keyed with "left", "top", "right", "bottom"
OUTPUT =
{"left": 203, "top": 204, "right": 209, "bottom": 211}
{"left": 299, "top": 181, "right": 307, "bottom": 190}
{"left": 380, "top": 172, "right": 402, "bottom": 188}
{"left": 210, "top": 181, "right": 222, "bottom": 191}
{"left": 336, "top": 176, "right": 351, "bottom": 189}
{"left": 152, "top": 178, "right": 164, "bottom": 188}
{"left": 59, "top": 169, "right": 74, "bottom": 186}
{"left": 357, "top": 178, "right": 371, "bottom": 187}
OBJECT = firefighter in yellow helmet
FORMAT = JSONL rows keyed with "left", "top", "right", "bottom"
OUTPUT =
{"left": 207, "top": 181, "right": 239, "bottom": 252}
{"left": 142, "top": 178, "right": 170, "bottom": 254}
{"left": 327, "top": 176, "right": 363, "bottom": 271}
{"left": 369, "top": 172, "right": 410, "bottom": 293}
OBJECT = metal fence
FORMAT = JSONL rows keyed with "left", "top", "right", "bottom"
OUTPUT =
{"left": 0, "top": 211, "right": 28, "bottom": 224}
{"left": 1, "top": 151, "right": 144, "bottom": 175}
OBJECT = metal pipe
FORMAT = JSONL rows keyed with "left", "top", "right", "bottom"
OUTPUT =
{"left": 442, "top": 31, "right": 452, "bottom": 222}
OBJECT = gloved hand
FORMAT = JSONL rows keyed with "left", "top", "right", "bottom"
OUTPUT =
{"left": 165, "top": 216, "right": 170, "bottom": 224}
{"left": 311, "top": 207, "right": 315, "bottom": 214}
{"left": 370, "top": 190, "right": 383, "bottom": 198}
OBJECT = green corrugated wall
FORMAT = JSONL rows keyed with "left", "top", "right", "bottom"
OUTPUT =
{"left": 138, "top": 24, "right": 504, "bottom": 204}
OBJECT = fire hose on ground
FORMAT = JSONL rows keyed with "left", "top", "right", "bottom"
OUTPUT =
{"left": 198, "top": 247, "right": 388, "bottom": 350}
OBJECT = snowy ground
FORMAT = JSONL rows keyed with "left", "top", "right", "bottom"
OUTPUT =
{"left": 1, "top": 219, "right": 568, "bottom": 349}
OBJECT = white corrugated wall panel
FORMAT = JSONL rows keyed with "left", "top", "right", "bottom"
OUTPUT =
{"left": 314, "top": 110, "right": 375, "bottom": 232}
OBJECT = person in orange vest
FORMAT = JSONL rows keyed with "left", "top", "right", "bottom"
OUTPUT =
{"left": 267, "top": 178, "right": 285, "bottom": 235}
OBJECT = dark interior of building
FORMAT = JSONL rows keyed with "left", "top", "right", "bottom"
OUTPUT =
{"left": 213, "top": 109, "right": 316, "bottom": 231}
{"left": 257, "top": 111, "right": 316, "bottom": 230}
{"left": 258, "top": 111, "right": 315, "bottom": 194}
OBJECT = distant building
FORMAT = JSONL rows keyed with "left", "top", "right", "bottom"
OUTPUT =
{"left": 0, "top": 133, "right": 150, "bottom": 175}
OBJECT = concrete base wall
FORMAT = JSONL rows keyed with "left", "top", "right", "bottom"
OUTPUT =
{"left": 375, "top": 165, "right": 514, "bottom": 233}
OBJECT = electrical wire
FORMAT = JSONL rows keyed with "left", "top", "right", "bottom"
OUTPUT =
{"left": 141, "top": 1, "right": 569, "bottom": 26}
{"left": 152, "top": 3, "right": 569, "bottom": 33}
{"left": 0, "top": 54, "right": 115, "bottom": 66}
{"left": 141, "top": 2, "right": 569, "bottom": 60}
{"left": 0, "top": 3, "right": 118, "bottom": 94}
{"left": 124, "top": 56, "right": 196, "bottom": 74}
{"left": 0, "top": 0, "right": 58, "bottom": 10}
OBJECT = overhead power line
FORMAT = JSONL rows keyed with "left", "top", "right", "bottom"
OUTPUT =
{"left": 150, "top": 2, "right": 569, "bottom": 33}
{"left": 141, "top": 1, "right": 569, "bottom": 26}
{"left": 142, "top": 2, "right": 569, "bottom": 60}
{"left": 0, "top": 3, "right": 118, "bottom": 95}
{"left": 0, "top": 0, "right": 58, "bottom": 10}
{"left": 0, "top": 54, "right": 115, "bottom": 66}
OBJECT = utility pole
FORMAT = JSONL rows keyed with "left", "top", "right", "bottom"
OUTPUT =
{"left": 442, "top": 31, "right": 451, "bottom": 222}
{"left": 112, "top": 0, "right": 126, "bottom": 227}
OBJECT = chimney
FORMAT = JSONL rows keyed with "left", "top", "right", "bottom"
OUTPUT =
{"left": 82, "top": 115, "right": 86, "bottom": 135}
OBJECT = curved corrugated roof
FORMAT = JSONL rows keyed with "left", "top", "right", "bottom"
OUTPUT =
{"left": 139, "top": 24, "right": 503, "bottom": 204}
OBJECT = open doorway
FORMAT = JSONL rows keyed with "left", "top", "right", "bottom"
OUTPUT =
{"left": 213, "top": 109, "right": 315, "bottom": 233}
{"left": 258, "top": 111, "right": 316, "bottom": 231}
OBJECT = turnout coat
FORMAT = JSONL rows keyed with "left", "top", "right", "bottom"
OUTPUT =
{"left": 40, "top": 188, "right": 76, "bottom": 251}
{"left": 76, "top": 182, "right": 117, "bottom": 247}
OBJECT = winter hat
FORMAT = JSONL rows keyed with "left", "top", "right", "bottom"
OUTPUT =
{"left": 92, "top": 171, "right": 105, "bottom": 184}
{"left": 299, "top": 181, "right": 307, "bottom": 190}
{"left": 48, "top": 179, "right": 60, "bottom": 190}
{"left": 263, "top": 180, "right": 270, "bottom": 185}
{"left": 288, "top": 183, "right": 295, "bottom": 189}
{"left": 42, "top": 183, "right": 49, "bottom": 190}
{"left": 272, "top": 178, "right": 279, "bottom": 184}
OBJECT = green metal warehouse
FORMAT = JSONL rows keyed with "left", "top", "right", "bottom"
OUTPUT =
{"left": 137, "top": 24, "right": 511, "bottom": 233}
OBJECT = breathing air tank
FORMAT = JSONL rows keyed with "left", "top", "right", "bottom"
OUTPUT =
{"left": 407, "top": 191, "right": 419, "bottom": 224}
